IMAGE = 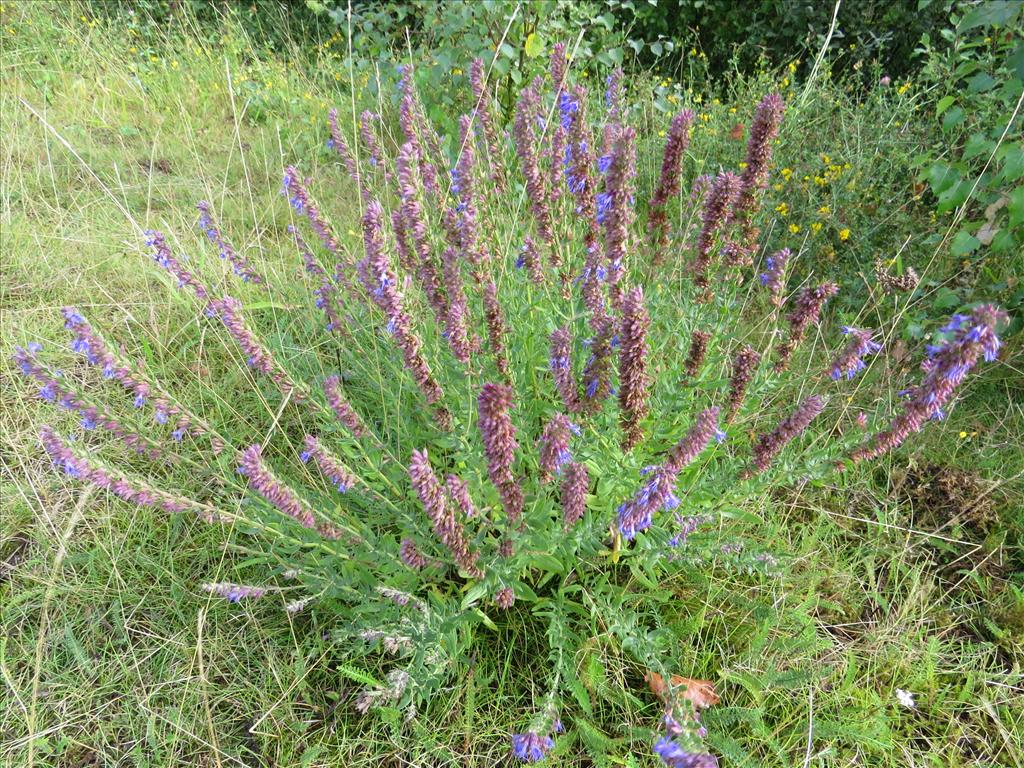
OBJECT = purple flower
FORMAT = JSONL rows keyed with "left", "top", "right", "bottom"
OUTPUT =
{"left": 829, "top": 327, "right": 882, "bottom": 380}
{"left": 478, "top": 383, "right": 523, "bottom": 524}
{"left": 654, "top": 737, "right": 718, "bottom": 767}
{"left": 511, "top": 732, "right": 555, "bottom": 762}
{"left": 196, "top": 201, "right": 264, "bottom": 284}
{"left": 850, "top": 305, "right": 1006, "bottom": 464}
{"left": 409, "top": 449, "right": 483, "bottom": 577}
{"left": 618, "top": 286, "right": 650, "bottom": 450}
{"left": 618, "top": 408, "right": 720, "bottom": 539}
{"left": 743, "top": 396, "right": 825, "bottom": 477}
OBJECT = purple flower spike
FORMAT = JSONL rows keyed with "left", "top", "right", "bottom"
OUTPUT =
{"left": 618, "top": 286, "right": 650, "bottom": 450}
{"left": 618, "top": 408, "right": 720, "bottom": 540}
{"left": 538, "top": 413, "right": 574, "bottom": 482}
{"left": 196, "top": 201, "right": 264, "bottom": 285}
{"left": 759, "top": 248, "right": 790, "bottom": 306}
{"left": 648, "top": 110, "right": 695, "bottom": 264}
{"left": 478, "top": 383, "right": 523, "bottom": 525}
{"left": 409, "top": 448, "right": 483, "bottom": 577}
{"left": 654, "top": 737, "right": 719, "bottom": 768}
{"left": 829, "top": 327, "right": 882, "bottom": 381}
{"left": 511, "top": 731, "right": 555, "bottom": 762}
{"left": 202, "top": 582, "right": 267, "bottom": 603}
{"left": 302, "top": 435, "right": 358, "bottom": 494}
{"left": 743, "top": 395, "right": 825, "bottom": 477}
{"left": 774, "top": 282, "right": 839, "bottom": 371}
{"left": 561, "top": 461, "right": 589, "bottom": 529}
{"left": 282, "top": 166, "right": 340, "bottom": 255}
{"left": 144, "top": 230, "right": 209, "bottom": 301}
{"left": 237, "top": 444, "right": 318, "bottom": 530}
{"left": 850, "top": 305, "right": 1006, "bottom": 464}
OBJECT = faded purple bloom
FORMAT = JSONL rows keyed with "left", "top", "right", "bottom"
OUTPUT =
{"left": 520, "top": 236, "right": 544, "bottom": 286}
{"left": 692, "top": 173, "right": 741, "bottom": 296}
{"left": 618, "top": 408, "right": 721, "bottom": 539}
{"left": 399, "top": 538, "right": 434, "bottom": 569}
{"left": 580, "top": 314, "right": 616, "bottom": 412}
{"left": 513, "top": 82, "right": 553, "bottom": 246}
{"left": 440, "top": 245, "right": 473, "bottom": 364}
{"left": 602, "top": 127, "right": 637, "bottom": 310}
{"left": 238, "top": 443, "right": 317, "bottom": 529}
{"left": 774, "top": 282, "right": 839, "bottom": 371}
{"left": 359, "top": 199, "right": 448, "bottom": 428}
{"left": 302, "top": 435, "right": 357, "bottom": 493}
{"left": 208, "top": 295, "right": 304, "bottom": 402}
{"left": 282, "top": 166, "right": 340, "bottom": 255}
{"left": 327, "top": 108, "right": 367, "bottom": 200}
{"left": 202, "top": 582, "right": 267, "bottom": 603}
{"left": 648, "top": 111, "right": 695, "bottom": 264}
{"left": 561, "top": 460, "right": 589, "bottom": 529}
{"left": 735, "top": 93, "right": 785, "bottom": 216}
{"left": 618, "top": 286, "right": 650, "bottom": 450}
{"left": 445, "top": 474, "right": 477, "bottom": 519}
{"left": 478, "top": 383, "right": 523, "bottom": 524}
{"left": 538, "top": 413, "right": 574, "bottom": 482}
{"left": 196, "top": 201, "right": 264, "bottom": 284}
{"left": 850, "top": 305, "right": 1005, "bottom": 463}
{"left": 15, "top": 345, "right": 165, "bottom": 462}
{"left": 39, "top": 425, "right": 216, "bottom": 520}
{"left": 743, "top": 395, "right": 825, "bottom": 477}
{"left": 759, "top": 248, "right": 790, "bottom": 306}
{"left": 470, "top": 58, "right": 505, "bottom": 188}
{"left": 829, "top": 327, "right": 882, "bottom": 380}
{"left": 323, "top": 375, "right": 368, "bottom": 437}
{"left": 494, "top": 587, "right": 515, "bottom": 609}
{"left": 684, "top": 330, "right": 711, "bottom": 381}
{"left": 549, "top": 327, "right": 580, "bottom": 413}
{"left": 144, "top": 230, "right": 209, "bottom": 301}
{"left": 409, "top": 449, "right": 483, "bottom": 577}
{"left": 396, "top": 140, "right": 448, "bottom": 325}
{"left": 359, "top": 110, "right": 388, "bottom": 178}
{"left": 726, "top": 345, "right": 761, "bottom": 422}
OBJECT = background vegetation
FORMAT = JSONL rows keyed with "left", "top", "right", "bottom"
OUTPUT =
{"left": 1, "top": 1, "right": 1021, "bottom": 766}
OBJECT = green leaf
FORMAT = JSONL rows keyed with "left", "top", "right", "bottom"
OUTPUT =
{"left": 960, "top": 0, "right": 1021, "bottom": 30}
{"left": 941, "top": 106, "right": 966, "bottom": 132}
{"left": 1009, "top": 185, "right": 1024, "bottom": 228}
{"left": 933, "top": 287, "right": 961, "bottom": 311}
{"left": 935, "top": 95, "right": 955, "bottom": 115}
{"left": 966, "top": 72, "right": 997, "bottom": 94}
{"left": 335, "top": 663, "right": 383, "bottom": 688}
{"left": 950, "top": 230, "right": 981, "bottom": 257}
{"left": 524, "top": 32, "right": 544, "bottom": 59}
{"left": 528, "top": 553, "right": 565, "bottom": 574}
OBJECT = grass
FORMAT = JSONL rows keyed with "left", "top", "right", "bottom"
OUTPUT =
{"left": 2, "top": 3, "right": 1022, "bottom": 766}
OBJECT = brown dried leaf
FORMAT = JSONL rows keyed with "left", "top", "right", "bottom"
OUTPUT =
{"left": 644, "top": 671, "right": 720, "bottom": 709}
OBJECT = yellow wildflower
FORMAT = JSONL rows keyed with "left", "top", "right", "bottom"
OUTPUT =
{"left": 789, "top": 224, "right": 801, "bottom": 234}
{"left": 811, "top": 222, "right": 823, "bottom": 234}
{"left": 775, "top": 202, "right": 789, "bottom": 216}
{"left": 839, "top": 228, "right": 851, "bottom": 241}
{"left": 818, "top": 205, "right": 830, "bottom": 216}
{"left": 781, "top": 167, "right": 793, "bottom": 181}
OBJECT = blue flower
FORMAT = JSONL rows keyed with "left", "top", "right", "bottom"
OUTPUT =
{"left": 511, "top": 732, "right": 554, "bottom": 762}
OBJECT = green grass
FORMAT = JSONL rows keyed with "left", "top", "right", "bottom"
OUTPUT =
{"left": 2, "top": 3, "right": 1022, "bottom": 767}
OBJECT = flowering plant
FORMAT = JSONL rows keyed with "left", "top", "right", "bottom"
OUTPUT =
{"left": 16, "top": 43, "right": 1006, "bottom": 765}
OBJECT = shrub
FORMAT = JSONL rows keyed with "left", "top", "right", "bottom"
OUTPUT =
{"left": 15, "top": 41, "right": 1007, "bottom": 764}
